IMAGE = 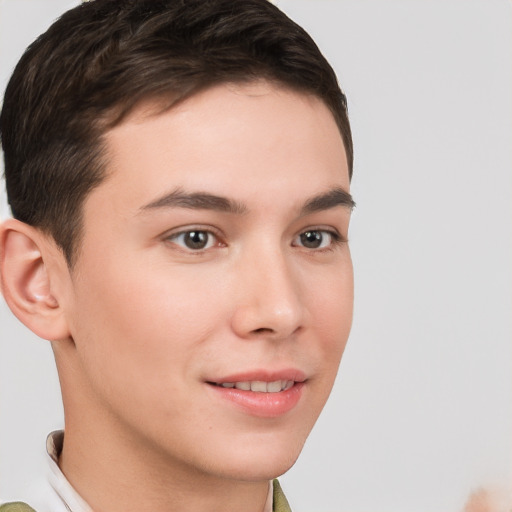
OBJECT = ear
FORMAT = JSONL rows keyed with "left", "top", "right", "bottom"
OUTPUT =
{"left": 0, "top": 218, "right": 71, "bottom": 341}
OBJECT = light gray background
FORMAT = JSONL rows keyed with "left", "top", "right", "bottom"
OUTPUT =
{"left": 1, "top": 1, "right": 511, "bottom": 511}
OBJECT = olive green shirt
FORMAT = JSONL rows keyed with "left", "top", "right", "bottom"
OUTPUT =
{"left": 0, "top": 478, "right": 291, "bottom": 512}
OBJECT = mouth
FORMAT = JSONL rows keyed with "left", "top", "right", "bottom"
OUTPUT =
{"left": 205, "top": 371, "right": 306, "bottom": 418}
{"left": 208, "top": 380, "right": 295, "bottom": 393}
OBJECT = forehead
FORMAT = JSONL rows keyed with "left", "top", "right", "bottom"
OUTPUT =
{"left": 93, "top": 81, "right": 349, "bottom": 213}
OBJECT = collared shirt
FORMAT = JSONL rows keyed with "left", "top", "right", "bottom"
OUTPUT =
{"left": 21, "top": 430, "right": 274, "bottom": 512}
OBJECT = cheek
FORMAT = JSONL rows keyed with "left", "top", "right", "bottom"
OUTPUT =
{"left": 309, "top": 259, "right": 354, "bottom": 371}
{"left": 289, "top": 265, "right": 353, "bottom": 440}
{"left": 68, "top": 257, "right": 226, "bottom": 391}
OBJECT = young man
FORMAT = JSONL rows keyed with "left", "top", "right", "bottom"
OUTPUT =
{"left": 0, "top": 1, "right": 354, "bottom": 511}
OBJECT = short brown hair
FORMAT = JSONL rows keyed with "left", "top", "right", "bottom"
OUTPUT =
{"left": 1, "top": 0, "right": 353, "bottom": 265}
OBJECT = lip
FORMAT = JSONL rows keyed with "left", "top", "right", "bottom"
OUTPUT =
{"left": 205, "top": 368, "right": 306, "bottom": 418}
{"left": 208, "top": 368, "right": 307, "bottom": 384}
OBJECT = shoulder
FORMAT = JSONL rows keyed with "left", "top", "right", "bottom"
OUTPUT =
{"left": 0, "top": 503, "right": 36, "bottom": 512}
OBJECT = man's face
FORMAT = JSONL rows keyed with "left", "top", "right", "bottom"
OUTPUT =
{"left": 58, "top": 82, "right": 353, "bottom": 481}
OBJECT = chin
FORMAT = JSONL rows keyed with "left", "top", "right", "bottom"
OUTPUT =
{"left": 210, "top": 433, "right": 307, "bottom": 482}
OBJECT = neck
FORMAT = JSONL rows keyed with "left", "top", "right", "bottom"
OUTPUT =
{"left": 59, "top": 419, "right": 270, "bottom": 512}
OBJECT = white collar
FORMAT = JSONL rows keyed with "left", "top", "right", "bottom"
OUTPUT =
{"left": 45, "top": 431, "right": 93, "bottom": 512}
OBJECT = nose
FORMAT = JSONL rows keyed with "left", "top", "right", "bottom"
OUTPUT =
{"left": 230, "top": 248, "right": 305, "bottom": 340}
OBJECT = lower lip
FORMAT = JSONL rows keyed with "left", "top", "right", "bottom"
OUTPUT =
{"left": 207, "top": 382, "right": 305, "bottom": 418}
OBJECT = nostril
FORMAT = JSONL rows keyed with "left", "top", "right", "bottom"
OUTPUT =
{"left": 252, "top": 327, "right": 274, "bottom": 334}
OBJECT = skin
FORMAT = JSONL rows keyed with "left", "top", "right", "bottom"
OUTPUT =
{"left": 1, "top": 82, "right": 354, "bottom": 512}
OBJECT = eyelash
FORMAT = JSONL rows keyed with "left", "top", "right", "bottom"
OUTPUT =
{"left": 291, "top": 229, "right": 344, "bottom": 251}
{"left": 165, "top": 227, "right": 225, "bottom": 252}
{"left": 164, "top": 227, "right": 344, "bottom": 253}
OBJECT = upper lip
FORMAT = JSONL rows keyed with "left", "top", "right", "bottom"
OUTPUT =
{"left": 206, "top": 369, "right": 307, "bottom": 384}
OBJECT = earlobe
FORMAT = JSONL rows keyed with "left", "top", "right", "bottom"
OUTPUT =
{"left": 0, "top": 219, "right": 70, "bottom": 341}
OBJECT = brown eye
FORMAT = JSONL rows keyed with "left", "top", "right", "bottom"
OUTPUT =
{"left": 184, "top": 231, "right": 209, "bottom": 249}
{"left": 295, "top": 230, "right": 338, "bottom": 250}
{"left": 168, "top": 230, "right": 217, "bottom": 251}
{"left": 300, "top": 231, "right": 323, "bottom": 248}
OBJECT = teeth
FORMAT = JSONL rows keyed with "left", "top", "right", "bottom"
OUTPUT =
{"left": 218, "top": 380, "right": 295, "bottom": 393}
{"left": 251, "top": 381, "right": 267, "bottom": 392}
{"left": 267, "top": 381, "right": 282, "bottom": 393}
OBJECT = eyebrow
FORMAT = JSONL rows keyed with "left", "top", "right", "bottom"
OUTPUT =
{"left": 140, "top": 188, "right": 248, "bottom": 214}
{"left": 139, "top": 186, "right": 355, "bottom": 215}
{"left": 300, "top": 187, "right": 356, "bottom": 214}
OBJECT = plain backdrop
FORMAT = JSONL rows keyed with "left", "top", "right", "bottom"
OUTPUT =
{"left": 1, "top": 1, "right": 511, "bottom": 511}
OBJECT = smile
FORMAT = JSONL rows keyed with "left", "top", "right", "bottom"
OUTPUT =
{"left": 212, "top": 380, "right": 295, "bottom": 393}
{"left": 206, "top": 372, "right": 306, "bottom": 418}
